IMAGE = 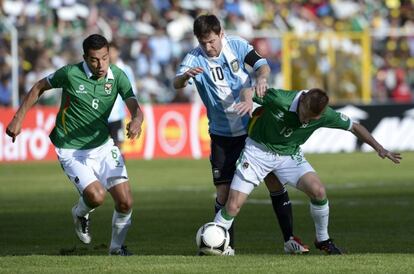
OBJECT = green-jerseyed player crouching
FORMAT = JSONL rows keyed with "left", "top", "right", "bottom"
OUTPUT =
{"left": 6, "top": 34, "right": 144, "bottom": 256}
{"left": 214, "top": 87, "right": 402, "bottom": 255}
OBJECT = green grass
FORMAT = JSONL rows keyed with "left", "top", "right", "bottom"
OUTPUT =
{"left": 0, "top": 152, "right": 413, "bottom": 273}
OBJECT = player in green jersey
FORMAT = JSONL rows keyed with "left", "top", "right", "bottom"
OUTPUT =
{"left": 213, "top": 87, "right": 401, "bottom": 255}
{"left": 6, "top": 34, "right": 144, "bottom": 256}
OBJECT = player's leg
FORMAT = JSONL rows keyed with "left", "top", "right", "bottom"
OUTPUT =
{"left": 100, "top": 140, "right": 133, "bottom": 255}
{"left": 210, "top": 134, "right": 246, "bottom": 251}
{"left": 264, "top": 173, "right": 293, "bottom": 242}
{"left": 57, "top": 152, "right": 106, "bottom": 244}
{"left": 108, "top": 181, "right": 133, "bottom": 256}
{"left": 264, "top": 173, "right": 309, "bottom": 254}
{"left": 296, "top": 172, "right": 342, "bottom": 254}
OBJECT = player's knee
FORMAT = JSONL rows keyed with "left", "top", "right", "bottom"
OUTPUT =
{"left": 226, "top": 200, "right": 241, "bottom": 216}
{"left": 116, "top": 199, "right": 133, "bottom": 213}
{"left": 84, "top": 189, "right": 106, "bottom": 207}
{"left": 312, "top": 184, "right": 326, "bottom": 200}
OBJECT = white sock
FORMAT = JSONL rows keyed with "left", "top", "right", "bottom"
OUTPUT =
{"left": 110, "top": 210, "right": 132, "bottom": 251}
{"left": 75, "top": 196, "right": 94, "bottom": 218}
{"left": 213, "top": 209, "right": 234, "bottom": 230}
{"left": 310, "top": 201, "right": 330, "bottom": 242}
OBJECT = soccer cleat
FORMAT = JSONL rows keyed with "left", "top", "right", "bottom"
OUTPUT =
{"left": 221, "top": 246, "right": 235, "bottom": 256}
{"left": 109, "top": 245, "right": 133, "bottom": 256}
{"left": 314, "top": 238, "right": 343, "bottom": 255}
{"left": 71, "top": 205, "right": 91, "bottom": 244}
{"left": 284, "top": 236, "right": 310, "bottom": 254}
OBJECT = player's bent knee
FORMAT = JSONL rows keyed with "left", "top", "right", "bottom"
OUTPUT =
{"left": 83, "top": 188, "right": 106, "bottom": 207}
{"left": 116, "top": 199, "right": 133, "bottom": 213}
{"left": 312, "top": 184, "right": 326, "bottom": 200}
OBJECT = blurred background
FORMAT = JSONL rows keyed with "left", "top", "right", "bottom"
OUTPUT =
{"left": 0, "top": 0, "right": 413, "bottom": 107}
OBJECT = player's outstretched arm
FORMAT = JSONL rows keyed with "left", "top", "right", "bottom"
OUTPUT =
{"left": 173, "top": 67, "right": 204, "bottom": 89}
{"left": 6, "top": 78, "right": 51, "bottom": 142}
{"left": 351, "top": 123, "right": 402, "bottom": 164}
{"left": 124, "top": 97, "right": 144, "bottom": 140}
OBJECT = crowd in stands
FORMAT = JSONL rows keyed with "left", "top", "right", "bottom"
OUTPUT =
{"left": 0, "top": 0, "right": 413, "bottom": 106}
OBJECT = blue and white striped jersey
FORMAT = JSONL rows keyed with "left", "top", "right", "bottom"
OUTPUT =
{"left": 176, "top": 35, "right": 268, "bottom": 137}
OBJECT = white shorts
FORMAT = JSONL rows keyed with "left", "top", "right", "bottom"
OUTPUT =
{"left": 231, "top": 138, "right": 315, "bottom": 195}
{"left": 56, "top": 139, "right": 128, "bottom": 194}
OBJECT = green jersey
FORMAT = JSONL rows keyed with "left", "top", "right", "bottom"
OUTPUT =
{"left": 249, "top": 89, "right": 352, "bottom": 155}
{"left": 48, "top": 62, "right": 135, "bottom": 149}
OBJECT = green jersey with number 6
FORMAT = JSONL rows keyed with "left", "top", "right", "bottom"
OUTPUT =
{"left": 47, "top": 62, "right": 135, "bottom": 149}
{"left": 248, "top": 88, "right": 352, "bottom": 155}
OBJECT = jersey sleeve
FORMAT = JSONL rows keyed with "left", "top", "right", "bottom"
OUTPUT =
{"left": 176, "top": 51, "right": 198, "bottom": 85}
{"left": 118, "top": 70, "right": 135, "bottom": 100}
{"left": 322, "top": 107, "right": 353, "bottom": 130}
{"left": 47, "top": 66, "right": 69, "bottom": 88}
{"left": 252, "top": 88, "right": 279, "bottom": 108}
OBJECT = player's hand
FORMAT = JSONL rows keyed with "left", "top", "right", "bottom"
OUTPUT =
{"left": 5, "top": 118, "right": 22, "bottom": 143}
{"left": 184, "top": 67, "right": 203, "bottom": 80}
{"left": 254, "top": 78, "right": 268, "bottom": 98}
{"left": 126, "top": 118, "right": 143, "bottom": 140}
{"left": 234, "top": 101, "right": 253, "bottom": 117}
{"left": 377, "top": 148, "right": 402, "bottom": 164}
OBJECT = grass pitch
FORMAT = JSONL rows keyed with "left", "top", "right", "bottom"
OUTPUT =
{"left": 0, "top": 152, "right": 413, "bottom": 273}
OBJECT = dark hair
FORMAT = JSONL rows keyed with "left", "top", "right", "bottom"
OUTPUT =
{"left": 193, "top": 14, "right": 221, "bottom": 39}
{"left": 304, "top": 88, "right": 329, "bottom": 114}
{"left": 82, "top": 34, "right": 109, "bottom": 55}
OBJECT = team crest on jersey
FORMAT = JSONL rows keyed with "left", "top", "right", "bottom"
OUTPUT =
{"left": 104, "top": 83, "right": 113, "bottom": 94}
{"left": 75, "top": 84, "right": 87, "bottom": 94}
{"left": 242, "top": 162, "right": 249, "bottom": 169}
{"left": 230, "top": 59, "right": 240, "bottom": 72}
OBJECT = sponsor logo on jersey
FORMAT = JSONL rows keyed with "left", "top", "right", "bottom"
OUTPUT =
{"left": 105, "top": 83, "right": 113, "bottom": 94}
{"left": 75, "top": 84, "right": 87, "bottom": 94}
{"left": 230, "top": 59, "right": 240, "bottom": 72}
{"left": 74, "top": 176, "right": 80, "bottom": 184}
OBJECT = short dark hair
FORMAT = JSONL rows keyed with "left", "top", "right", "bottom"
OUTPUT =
{"left": 193, "top": 14, "right": 221, "bottom": 39}
{"left": 83, "top": 34, "right": 109, "bottom": 55}
{"left": 304, "top": 88, "right": 329, "bottom": 115}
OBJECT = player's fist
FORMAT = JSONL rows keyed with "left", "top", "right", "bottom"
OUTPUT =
{"left": 6, "top": 118, "right": 22, "bottom": 143}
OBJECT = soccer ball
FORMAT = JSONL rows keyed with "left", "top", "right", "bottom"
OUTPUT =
{"left": 196, "top": 222, "right": 230, "bottom": 255}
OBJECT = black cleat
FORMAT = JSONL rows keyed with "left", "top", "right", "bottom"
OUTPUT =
{"left": 314, "top": 238, "right": 343, "bottom": 255}
{"left": 109, "top": 245, "right": 133, "bottom": 256}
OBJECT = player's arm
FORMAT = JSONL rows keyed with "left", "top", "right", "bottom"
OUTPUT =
{"left": 235, "top": 87, "right": 255, "bottom": 117}
{"left": 244, "top": 49, "right": 270, "bottom": 97}
{"left": 173, "top": 67, "right": 204, "bottom": 89}
{"left": 124, "top": 97, "right": 144, "bottom": 139}
{"left": 351, "top": 122, "right": 402, "bottom": 163}
{"left": 6, "top": 78, "right": 52, "bottom": 142}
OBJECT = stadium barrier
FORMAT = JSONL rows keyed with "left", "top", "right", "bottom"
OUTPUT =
{"left": 1, "top": 103, "right": 413, "bottom": 162}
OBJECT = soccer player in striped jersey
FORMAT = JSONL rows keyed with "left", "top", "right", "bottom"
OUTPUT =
{"left": 6, "top": 34, "right": 144, "bottom": 256}
{"left": 174, "top": 14, "right": 308, "bottom": 255}
{"left": 214, "top": 87, "right": 401, "bottom": 254}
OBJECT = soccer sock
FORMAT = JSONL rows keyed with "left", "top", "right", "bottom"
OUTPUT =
{"left": 215, "top": 199, "right": 235, "bottom": 247}
{"left": 270, "top": 187, "right": 293, "bottom": 242}
{"left": 310, "top": 199, "right": 330, "bottom": 242}
{"left": 214, "top": 208, "right": 234, "bottom": 231}
{"left": 75, "top": 196, "right": 94, "bottom": 218}
{"left": 110, "top": 210, "right": 132, "bottom": 251}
